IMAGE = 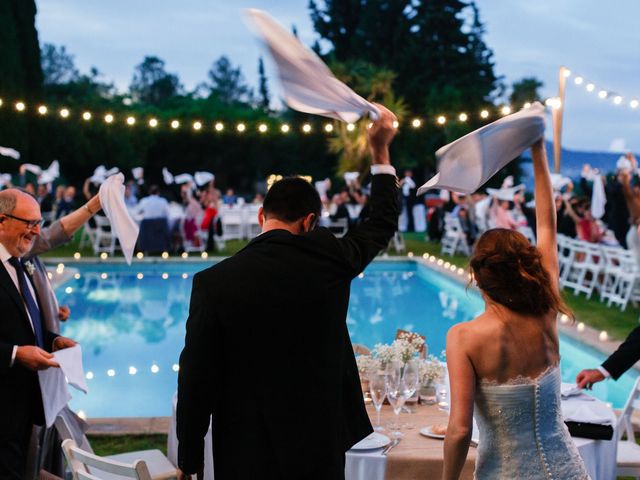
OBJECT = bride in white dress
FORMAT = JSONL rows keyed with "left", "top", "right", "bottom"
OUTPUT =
{"left": 442, "top": 139, "right": 590, "bottom": 479}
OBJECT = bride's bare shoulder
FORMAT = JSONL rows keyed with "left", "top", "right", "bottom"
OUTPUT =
{"left": 446, "top": 313, "right": 500, "bottom": 346}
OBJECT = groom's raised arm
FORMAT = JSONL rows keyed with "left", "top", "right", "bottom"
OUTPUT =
{"left": 336, "top": 104, "right": 400, "bottom": 276}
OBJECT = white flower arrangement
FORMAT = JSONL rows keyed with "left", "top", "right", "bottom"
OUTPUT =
{"left": 419, "top": 355, "right": 446, "bottom": 385}
{"left": 370, "top": 333, "right": 426, "bottom": 367}
{"left": 355, "top": 354, "right": 381, "bottom": 375}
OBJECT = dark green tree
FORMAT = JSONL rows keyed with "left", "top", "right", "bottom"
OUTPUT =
{"left": 207, "top": 56, "right": 252, "bottom": 104}
{"left": 309, "top": 0, "right": 498, "bottom": 112}
{"left": 41, "top": 43, "right": 79, "bottom": 85}
{"left": 510, "top": 77, "right": 543, "bottom": 108}
{"left": 130, "top": 56, "right": 181, "bottom": 105}
{"left": 257, "top": 57, "right": 270, "bottom": 111}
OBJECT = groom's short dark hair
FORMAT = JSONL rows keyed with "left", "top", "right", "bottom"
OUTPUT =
{"left": 263, "top": 177, "right": 321, "bottom": 223}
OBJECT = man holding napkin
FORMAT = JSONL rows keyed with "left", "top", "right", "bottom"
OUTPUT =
{"left": 177, "top": 104, "right": 399, "bottom": 480}
{"left": 0, "top": 189, "right": 77, "bottom": 479}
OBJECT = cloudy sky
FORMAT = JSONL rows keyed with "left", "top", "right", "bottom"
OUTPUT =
{"left": 36, "top": 0, "right": 640, "bottom": 152}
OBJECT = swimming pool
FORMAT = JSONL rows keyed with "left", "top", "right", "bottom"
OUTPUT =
{"left": 55, "top": 260, "right": 638, "bottom": 417}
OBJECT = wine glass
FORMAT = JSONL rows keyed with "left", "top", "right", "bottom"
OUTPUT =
{"left": 385, "top": 362, "right": 407, "bottom": 438}
{"left": 401, "top": 359, "right": 420, "bottom": 428}
{"left": 368, "top": 370, "right": 387, "bottom": 432}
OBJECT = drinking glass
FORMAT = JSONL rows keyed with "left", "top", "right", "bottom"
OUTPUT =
{"left": 368, "top": 371, "right": 387, "bottom": 432}
{"left": 385, "top": 363, "right": 407, "bottom": 438}
{"left": 401, "top": 359, "right": 420, "bottom": 428}
{"left": 436, "top": 382, "right": 450, "bottom": 411}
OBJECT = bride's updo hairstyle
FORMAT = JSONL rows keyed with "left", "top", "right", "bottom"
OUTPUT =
{"left": 470, "top": 229, "right": 572, "bottom": 318}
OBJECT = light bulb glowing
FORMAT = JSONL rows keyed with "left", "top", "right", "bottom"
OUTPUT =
{"left": 193, "top": 121, "right": 202, "bottom": 130}
{"left": 586, "top": 83, "right": 595, "bottom": 92}
{"left": 100, "top": 252, "right": 108, "bottom": 259}
{"left": 182, "top": 273, "right": 189, "bottom": 279}
{"left": 324, "top": 123, "right": 334, "bottom": 132}
{"left": 574, "top": 76, "right": 584, "bottom": 85}
{"left": 38, "top": 105, "right": 48, "bottom": 115}
{"left": 60, "top": 108, "right": 70, "bottom": 118}
{"left": 302, "top": 123, "right": 312, "bottom": 133}
{"left": 86, "top": 372, "right": 94, "bottom": 380}
{"left": 215, "top": 122, "right": 224, "bottom": 131}
{"left": 201, "top": 252, "right": 208, "bottom": 259}
{"left": 161, "top": 251, "right": 169, "bottom": 259}
{"left": 172, "top": 364, "right": 180, "bottom": 372}
{"left": 599, "top": 331, "right": 608, "bottom": 342}
{"left": 598, "top": 90, "right": 607, "bottom": 99}
{"left": 524, "top": 102, "right": 532, "bottom": 109}
{"left": 411, "top": 118, "right": 422, "bottom": 128}
{"left": 104, "top": 114, "right": 114, "bottom": 123}
{"left": 258, "top": 123, "right": 268, "bottom": 133}
{"left": 136, "top": 252, "right": 144, "bottom": 259}
{"left": 237, "top": 123, "right": 246, "bottom": 132}
{"left": 65, "top": 287, "right": 73, "bottom": 294}
{"left": 392, "top": 120, "right": 399, "bottom": 129}
{"left": 74, "top": 273, "right": 81, "bottom": 279}
{"left": 562, "top": 69, "right": 571, "bottom": 78}
{"left": 280, "top": 124, "right": 290, "bottom": 133}
{"left": 107, "top": 369, "right": 115, "bottom": 377}
{"left": 137, "top": 273, "right": 144, "bottom": 280}
{"left": 73, "top": 252, "right": 81, "bottom": 259}
{"left": 148, "top": 118, "right": 158, "bottom": 128}
{"left": 501, "top": 106, "right": 511, "bottom": 115}
{"left": 101, "top": 273, "right": 107, "bottom": 279}
{"left": 613, "top": 96, "right": 622, "bottom": 105}
{"left": 171, "top": 120, "right": 180, "bottom": 129}
{"left": 181, "top": 252, "right": 188, "bottom": 259}
{"left": 480, "top": 110, "right": 489, "bottom": 119}
{"left": 151, "top": 364, "right": 159, "bottom": 374}
{"left": 83, "top": 111, "right": 92, "bottom": 121}
{"left": 15, "top": 102, "right": 25, "bottom": 111}
{"left": 162, "top": 273, "right": 169, "bottom": 280}
{"left": 346, "top": 123, "right": 356, "bottom": 132}
{"left": 129, "top": 366, "right": 137, "bottom": 375}
{"left": 126, "top": 116, "right": 136, "bottom": 125}
{"left": 458, "top": 113, "right": 468, "bottom": 122}
{"left": 631, "top": 99, "right": 639, "bottom": 109}
{"left": 577, "top": 322, "right": 585, "bottom": 332}
{"left": 436, "top": 115, "right": 446, "bottom": 125}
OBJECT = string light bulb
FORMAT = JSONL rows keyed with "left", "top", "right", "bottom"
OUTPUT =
{"left": 302, "top": 123, "right": 312, "bottom": 133}
{"left": 411, "top": 118, "right": 422, "bottom": 128}
{"left": 126, "top": 116, "right": 136, "bottom": 125}
{"left": 586, "top": 83, "right": 595, "bottom": 92}
{"left": 324, "top": 123, "right": 333, "bottom": 132}
{"left": 60, "top": 108, "right": 70, "bottom": 118}
{"left": 38, "top": 105, "right": 48, "bottom": 115}
{"left": 171, "top": 120, "right": 180, "bottom": 129}
{"left": 598, "top": 90, "right": 608, "bottom": 99}
{"left": 193, "top": 121, "right": 202, "bottom": 131}
{"left": 562, "top": 68, "right": 571, "bottom": 78}
{"left": 613, "top": 95, "right": 622, "bottom": 105}
{"left": 280, "top": 124, "right": 290, "bottom": 133}
{"left": 458, "top": 113, "right": 468, "bottom": 122}
{"left": 574, "top": 76, "right": 584, "bottom": 85}
{"left": 236, "top": 123, "right": 246, "bottom": 132}
{"left": 214, "top": 122, "right": 224, "bottom": 132}
{"left": 631, "top": 99, "right": 639, "bottom": 109}
{"left": 258, "top": 123, "right": 268, "bottom": 133}
{"left": 148, "top": 118, "right": 158, "bottom": 128}
{"left": 104, "top": 113, "right": 114, "bottom": 123}
{"left": 15, "top": 102, "right": 25, "bottom": 111}
{"left": 523, "top": 102, "right": 532, "bottom": 109}
{"left": 82, "top": 111, "right": 92, "bottom": 121}
{"left": 500, "top": 106, "right": 511, "bottom": 115}
{"left": 436, "top": 115, "right": 446, "bottom": 125}
{"left": 346, "top": 123, "right": 355, "bottom": 132}
{"left": 480, "top": 110, "right": 489, "bottom": 119}
{"left": 392, "top": 120, "right": 399, "bottom": 129}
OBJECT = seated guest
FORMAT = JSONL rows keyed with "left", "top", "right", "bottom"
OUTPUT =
{"left": 55, "top": 186, "right": 76, "bottom": 219}
{"left": 489, "top": 197, "right": 518, "bottom": 229}
{"left": 136, "top": 185, "right": 170, "bottom": 253}
{"left": 252, "top": 193, "right": 264, "bottom": 205}
{"left": 124, "top": 182, "right": 138, "bottom": 208}
{"left": 222, "top": 188, "right": 237, "bottom": 206}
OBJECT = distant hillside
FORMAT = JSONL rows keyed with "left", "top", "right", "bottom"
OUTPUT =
{"left": 520, "top": 141, "right": 628, "bottom": 187}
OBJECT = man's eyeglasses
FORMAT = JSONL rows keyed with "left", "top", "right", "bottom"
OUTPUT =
{"left": 1, "top": 214, "right": 45, "bottom": 229}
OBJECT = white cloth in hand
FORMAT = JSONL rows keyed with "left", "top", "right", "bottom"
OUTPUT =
{"left": 99, "top": 173, "right": 140, "bottom": 264}
{"left": 244, "top": 9, "right": 379, "bottom": 123}
{"left": 591, "top": 174, "right": 606, "bottom": 219}
{"left": 418, "top": 102, "right": 546, "bottom": 195}
{"left": 0, "top": 146, "right": 20, "bottom": 159}
{"left": 38, "top": 345, "right": 88, "bottom": 427}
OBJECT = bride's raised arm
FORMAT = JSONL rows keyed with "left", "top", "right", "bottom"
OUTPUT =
{"left": 531, "top": 139, "right": 559, "bottom": 290}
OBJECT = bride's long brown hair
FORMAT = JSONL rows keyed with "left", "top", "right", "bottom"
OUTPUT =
{"left": 469, "top": 229, "right": 573, "bottom": 319}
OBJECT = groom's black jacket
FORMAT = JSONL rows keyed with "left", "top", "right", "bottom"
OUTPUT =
{"left": 177, "top": 173, "right": 398, "bottom": 480}
{"left": 602, "top": 326, "right": 640, "bottom": 380}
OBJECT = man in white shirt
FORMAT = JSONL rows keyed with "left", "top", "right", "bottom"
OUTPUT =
{"left": 136, "top": 185, "right": 171, "bottom": 253}
{"left": 0, "top": 189, "right": 77, "bottom": 479}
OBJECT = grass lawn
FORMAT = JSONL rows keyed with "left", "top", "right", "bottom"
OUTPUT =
{"left": 42, "top": 230, "right": 639, "bottom": 340}
{"left": 87, "top": 434, "right": 167, "bottom": 456}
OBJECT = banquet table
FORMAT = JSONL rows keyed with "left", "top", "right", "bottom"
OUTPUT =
{"left": 167, "top": 392, "right": 617, "bottom": 480}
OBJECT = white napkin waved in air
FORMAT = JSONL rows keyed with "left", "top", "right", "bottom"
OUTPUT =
{"left": 486, "top": 184, "right": 525, "bottom": 202}
{"left": 99, "top": 173, "right": 140, "bottom": 264}
{"left": 131, "top": 167, "right": 144, "bottom": 180}
{"left": 417, "top": 102, "right": 546, "bottom": 195}
{"left": 38, "top": 345, "right": 88, "bottom": 428}
{"left": 244, "top": 9, "right": 379, "bottom": 123}
{"left": 591, "top": 174, "right": 606, "bottom": 220}
{"left": 89, "top": 165, "right": 120, "bottom": 185}
{"left": 173, "top": 173, "right": 195, "bottom": 185}
{"left": 0, "top": 146, "right": 20, "bottom": 159}
{"left": 194, "top": 171, "right": 214, "bottom": 186}
{"left": 162, "top": 167, "right": 174, "bottom": 185}
{"left": 38, "top": 160, "right": 60, "bottom": 184}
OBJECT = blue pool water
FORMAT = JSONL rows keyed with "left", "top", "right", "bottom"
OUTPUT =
{"left": 55, "top": 260, "right": 638, "bottom": 417}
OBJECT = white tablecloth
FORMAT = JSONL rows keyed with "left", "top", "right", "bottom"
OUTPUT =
{"left": 167, "top": 392, "right": 617, "bottom": 480}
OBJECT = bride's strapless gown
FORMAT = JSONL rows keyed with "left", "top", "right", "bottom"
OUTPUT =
{"left": 474, "top": 366, "right": 591, "bottom": 479}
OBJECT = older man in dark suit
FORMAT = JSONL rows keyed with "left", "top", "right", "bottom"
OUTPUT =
{"left": 177, "top": 105, "right": 399, "bottom": 480}
{"left": 0, "top": 189, "right": 77, "bottom": 479}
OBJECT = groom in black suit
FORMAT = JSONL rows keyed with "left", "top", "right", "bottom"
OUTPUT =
{"left": 0, "top": 189, "right": 77, "bottom": 479}
{"left": 577, "top": 326, "right": 640, "bottom": 389}
{"left": 177, "top": 105, "right": 399, "bottom": 480}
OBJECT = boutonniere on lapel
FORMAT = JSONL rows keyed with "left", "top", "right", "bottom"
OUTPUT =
{"left": 23, "top": 260, "right": 36, "bottom": 276}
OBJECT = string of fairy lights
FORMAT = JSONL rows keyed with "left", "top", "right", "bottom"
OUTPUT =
{"left": 0, "top": 95, "right": 536, "bottom": 136}
{"left": 557, "top": 67, "right": 640, "bottom": 111}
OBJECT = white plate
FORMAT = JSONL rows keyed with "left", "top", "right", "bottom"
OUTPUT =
{"left": 420, "top": 426, "right": 446, "bottom": 440}
{"left": 350, "top": 432, "right": 391, "bottom": 450}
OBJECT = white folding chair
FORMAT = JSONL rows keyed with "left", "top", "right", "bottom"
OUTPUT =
{"left": 557, "top": 235, "right": 574, "bottom": 285}
{"left": 607, "top": 252, "right": 640, "bottom": 311}
{"left": 600, "top": 245, "right": 629, "bottom": 303}
{"left": 441, "top": 214, "right": 470, "bottom": 257}
{"left": 243, "top": 205, "right": 262, "bottom": 239}
{"left": 92, "top": 215, "right": 116, "bottom": 256}
{"left": 79, "top": 223, "right": 97, "bottom": 250}
{"left": 219, "top": 209, "right": 244, "bottom": 241}
{"left": 56, "top": 417, "right": 176, "bottom": 480}
{"left": 389, "top": 231, "right": 405, "bottom": 254}
{"left": 561, "top": 240, "right": 603, "bottom": 299}
{"left": 62, "top": 439, "right": 153, "bottom": 480}
{"left": 517, "top": 225, "right": 536, "bottom": 245}
{"left": 616, "top": 377, "right": 640, "bottom": 478}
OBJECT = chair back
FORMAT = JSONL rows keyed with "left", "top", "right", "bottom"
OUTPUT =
{"left": 618, "top": 376, "right": 640, "bottom": 443}
{"left": 54, "top": 413, "right": 93, "bottom": 454}
{"left": 61, "top": 439, "right": 152, "bottom": 480}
